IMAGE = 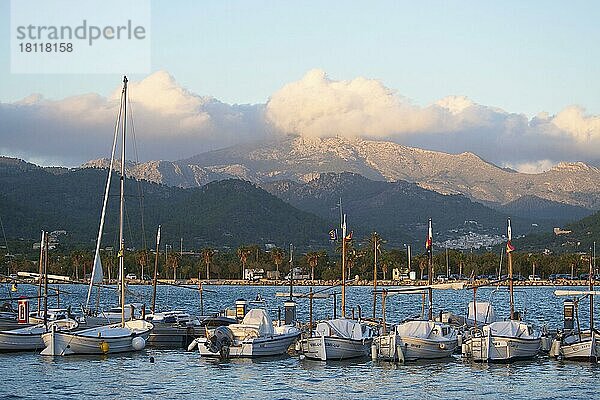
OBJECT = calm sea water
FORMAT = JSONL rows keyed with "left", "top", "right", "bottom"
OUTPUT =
{"left": 0, "top": 283, "right": 598, "bottom": 400}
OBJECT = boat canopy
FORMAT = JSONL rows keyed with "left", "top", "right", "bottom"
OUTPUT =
{"left": 395, "top": 320, "right": 435, "bottom": 339}
{"left": 468, "top": 301, "right": 497, "bottom": 325}
{"left": 484, "top": 320, "right": 535, "bottom": 338}
{"left": 241, "top": 309, "right": 274, "bottom": 336}
{"left": 315, "top": 318, "right": 364, "bottom": 340}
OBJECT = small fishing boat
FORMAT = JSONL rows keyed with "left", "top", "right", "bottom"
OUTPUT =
{"left": 146, "top": 310, "right": 203, "bottom": 348}
{"left": 374, "top": 320, "right": 457, "bottom": 362}
{"left": 0, "top": 319, "right": 78, "bottom": 352}
{"left": 372, "top": 220, "right": 458, "bottom": 361}
{"left": 461, "top": 219, "right": 541, "bottom": 362}
{"left": 189, "top": 308, "right": 300, "bottom": 358}
{"left": 549, "top": 252, "right": 600, "bottom": 362}
{"left": 300, "top": 318, "right": 374, "bottom": 361}
{"left": 41, "top": 319, "right": 152, "bottom": 356}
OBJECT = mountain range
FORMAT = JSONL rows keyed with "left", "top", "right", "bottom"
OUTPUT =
{"left": 83, "top": 136, "right": 600, "bottom": 210}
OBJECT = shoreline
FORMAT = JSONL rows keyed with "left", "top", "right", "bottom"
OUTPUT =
{"left": 4, "top": 277, "right": 591, "bottom": 287}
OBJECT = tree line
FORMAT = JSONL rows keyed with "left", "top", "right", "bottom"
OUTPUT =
{"left": 2, "top": 232, "right": 597, "bottom": 281}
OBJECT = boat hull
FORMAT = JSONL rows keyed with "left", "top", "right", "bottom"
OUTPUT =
{"left": 41, "top": 320, "right": 153, "bottom": 356}
{"left": 373, "top": 334, "right": 457, "bottom": 361}
{"left": 148, "top": 323, "right": 201, "bottom": 348}
{"left": 0, "top": 331, "right": 44, "bottom": 351}
{"left": 463, "top": 334, "right": 540, "bottom": 362}
{"left": 301, "top": 336, "right": 372, "bottom": 361}
{"left": 553, "top": 331, "right": 600, "bottom": 361}
{"left": 196, "top": 331, "right": 299, "bottom": 358}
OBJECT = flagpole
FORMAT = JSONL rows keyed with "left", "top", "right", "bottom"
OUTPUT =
{"left": 507, "top": 218, "right": 515, "bottom": 320}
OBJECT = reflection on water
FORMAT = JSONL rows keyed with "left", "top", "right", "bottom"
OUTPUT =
{"left": 0, "top": 284, "right": 599, "bottom": 399}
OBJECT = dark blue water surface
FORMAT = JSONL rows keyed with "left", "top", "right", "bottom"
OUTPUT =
{"left": 0, "top": 283, "right": 598, "bottom": 399}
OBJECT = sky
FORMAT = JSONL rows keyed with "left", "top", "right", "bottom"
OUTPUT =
{"left": 1, "top": 1, "right": 600, "bottom": 170}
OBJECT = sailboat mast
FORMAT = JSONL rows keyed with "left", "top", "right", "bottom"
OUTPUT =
{"left": 590, "top": 248, "right": 594, "bottom": 330}
{"left": 43, "top": 232, "right": 49, "bottom": 328}
{"left": 427, "top": 218, "right": 433, "bottom": 321}
{"left": 507, "top": 218, "right": 515, "bottom": 320}
{"left": 37, "top": 230, "right": 45, "bottom": 315}
{"left": 372, "top": 232, "right": 378, "bottom": 319}
{"left": 341, "top": 214, "right": 346, "bottom": 318}
{"left": 151, "top": 225, "right": 161, "bottom": 314}
{"left": 119, "top": 76, "right": 128, "bottom": 327}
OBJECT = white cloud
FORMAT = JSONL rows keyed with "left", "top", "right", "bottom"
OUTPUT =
{"left": 1, "top": 69, "right": 600, "bottom": 168}
{"left": 503, "top": 160, "right": 557, "bottom": 174}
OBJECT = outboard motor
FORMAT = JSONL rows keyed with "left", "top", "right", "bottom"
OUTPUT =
{"left": 284, "top": 301, "right": 297, "bottom": 325}
{"left": 563, "top": 300, "right": 575, "bottom": 331}
{"left": 205, "top": 326, "right": 235, "bottom": 356}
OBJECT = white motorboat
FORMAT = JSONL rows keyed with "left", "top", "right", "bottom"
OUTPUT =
{"left": 299, "top": 318, "right": 374, "bottom": 361}
{"left": 462, "top": 319, "right": 541, "bottom": 362}
{"left": 0, "top": 319, "right": 78, "bottom": 352}
{"left": 189, "top": 309, "right": 300, "bottom": 358}
{"left": 41, "top": 319, "right": 152, "bottom": 356}
{"left": 40, "top": 77, "right": 154, "bottom": 356}
{"left": 373, "top": 320, "right": 457, "bottom": 362}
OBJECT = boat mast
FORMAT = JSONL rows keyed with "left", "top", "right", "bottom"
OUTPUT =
{"left": 427, "top": 218, "right": 433, "bottom": 321}
{"left": 590, "top": 247, "right": 594, "bottom": 331}
{"left": 37, "top": 230, "right": 45, "bottom": 316}
{"left": 151, "top": 225, "right": 161, "bottom": 314}
{"left": 372, "top": 232, "right": 378, "bottom": 319}
{"left": 341, "top": 214, "right": 347, "bottom": 318}
{"left": 507, "top": 218, "right": 515, "bottom": 320}
{"left": 43, "top": 232, "right": 49, "bottom": 328}
{"left": 119, "top": 76, "right": 128, "bottom": 327}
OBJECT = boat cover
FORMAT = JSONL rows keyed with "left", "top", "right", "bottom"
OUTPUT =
{"left": 485, "top": 320, "right": 530, "bottom": 338}
{"left": 468, "top": 302, "right": 496, "bottom": 324}
{"left": 241, "top": 309, "right": 274, "bottom": 336}
{"left": 395, "top": 320, "right": 434, "bottom": 339}
{"left": 315, "top": 318, "right": 364, "bottom": 340}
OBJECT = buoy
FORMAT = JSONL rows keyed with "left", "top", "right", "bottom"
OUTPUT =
{"left": 11, "top": 283, "right": 17, "bottom": 292}
{"left": 99, "top": 341, "right": 110, "bottom": 354}
{"left": 149, "top": 356, "right": 155, "bottom": 363}
{"left": 132, "top": 336, "right": 146, "bottom": 351}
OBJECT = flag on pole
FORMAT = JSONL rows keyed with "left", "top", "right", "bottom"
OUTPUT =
{"left": 118, "top": 248, "right": 124, "bottom": 258}
{"left": 328, "top": 229, "right": 337, "bottom": 241}
{"left": 345, "top": 230, "right": 353, "bottom": 241}
{"left": 506, "top": 240, "right": 515, "bottom": 253}
{"left": 425, "top": 219, "right": 432, "bottom": 250}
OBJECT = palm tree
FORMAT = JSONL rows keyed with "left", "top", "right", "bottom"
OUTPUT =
{"left": 271, "top": 248, "right": 284, "bottom": 279}
{"left": 167, "top": 252, "right": 180, "bottom": 281}
{"left": 201, "top": 248, "right": 215, "bottom": 280}
{"left": 237, "top": 247, "right": 252, "bottom": 280}
{"left": 136, "top": 249, "right": 148, "bottom": 280}
{"left": 306, "top": 252, "right": 320, "bottom": 281}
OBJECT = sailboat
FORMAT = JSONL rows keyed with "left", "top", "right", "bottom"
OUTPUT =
{"left": 461, "top": 218, "right": 541, "bottom": 362}
{"left": 41, "top": 76, "right": 153, "bottom": 356}
{"left": 550, "top": 251, "right": 600, "bottom": 361}
{"left": 372, "top": 219, "right": 458, "bottom": 361}
{"left": 299, "top": 211, "right": 375, "bottom": 361}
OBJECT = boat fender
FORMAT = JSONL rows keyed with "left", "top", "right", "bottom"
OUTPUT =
{"left": 132, "top": 336, "right": 146, "bottom": 351}
{"left": 99, "top": 341, "right": 110, "bottom": 354}
{"left": 371, "top": 342, "right": 377, "bottom": 360}
{"left": 187, "top": 339, "right": 199, "bottom": 352}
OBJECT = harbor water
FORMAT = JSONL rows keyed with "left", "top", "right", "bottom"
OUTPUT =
{"left": 0, "top": 283, "right": 598, "bottom": 399}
